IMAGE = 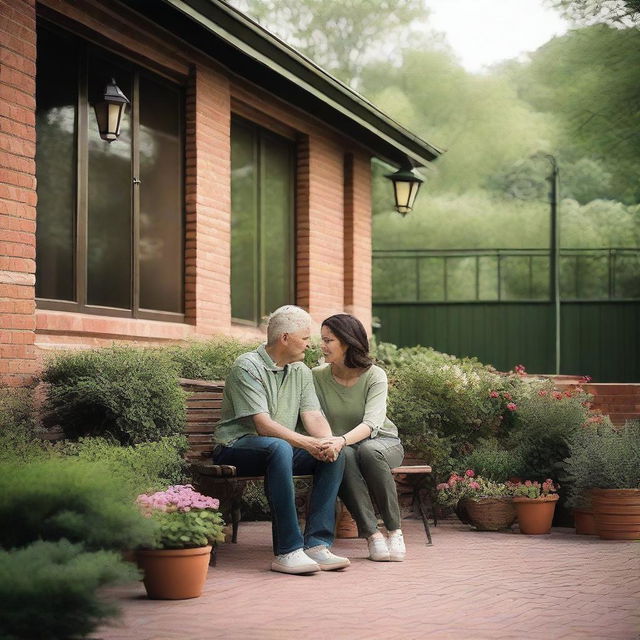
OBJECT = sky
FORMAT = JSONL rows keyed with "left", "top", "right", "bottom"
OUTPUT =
{"left": 426, "top": 0, "right": 571, "bottom": 73}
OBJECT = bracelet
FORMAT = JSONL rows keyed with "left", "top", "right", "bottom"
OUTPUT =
{"left": 341, "top": 435, "right": 348, "bottom": 446}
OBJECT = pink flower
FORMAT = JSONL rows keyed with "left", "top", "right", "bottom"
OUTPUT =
{"left": 503, "top": 392, "right": 512, "bottom": 400}
{"left": 552, "top": 391, "right": 563, "bottom": 400}
{"left": 469, "top": 481, "right": 480, "bottom": 489}
{"left": 506, "top": 402, "right": 517, "bottom": 411}
{"left": 525, "top": 480, "right": 532, "bottom": 487}
{"left": 436, "top": 483, "right": 449, "bottom": 491}
{"left": 582, "top": 375, "right": 592, "bottom": 383}
{"left": 514, "top": 364, "right": 526, "bottom": 375}
{"left": 489, "top": 391, "right": 499, "bottom": 398}
{"left": 465, "top": 469, "right": 475, "bottom": 477}
{"left": 538, "top": 390, "right": 548, "bottom": 397}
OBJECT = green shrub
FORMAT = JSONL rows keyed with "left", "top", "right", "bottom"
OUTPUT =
{"left": 163, "top": 338, "right": 259, "bottom": 381}
{"left": 58, "top": 435, "right": 189, "bottom": 493}
{"left": 0, "top": 387, "right": 53, "bottom": 463}
{"left": 42, "top": 345, "right": 187, "bottom": 445}
{"left": 460, "top": 439, "right": 523, "bottom": 482}
{"left": 0, "top": 458, "right": 155, "bottom": 551}
{"left": 564, "top": 419, "right": 640, "bottom": 508}
{"left": 0, "top": 540, "right": 138, "bottom": 640}
{"left": 508, "top": 381, "right": 592, "bottom": 483}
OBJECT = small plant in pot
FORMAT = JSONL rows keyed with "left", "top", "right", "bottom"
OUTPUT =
{"left": 136, "top": 485, "right": 225, "bottom": 599}
{"left": 564, "top": 419, "right": 640, "bottom": 540}
{"left": 436, "top": 470, "right": 516, "bottom": 531}
{"left": 510, "top": 479, "right": 559, "bottom": 535}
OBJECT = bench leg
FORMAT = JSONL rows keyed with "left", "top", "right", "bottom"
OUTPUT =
{"left": 412, "top": 487, "right": 433, "bottom": 545}
{"left": 231, "top": 500, "right": 241, "bottom": 543}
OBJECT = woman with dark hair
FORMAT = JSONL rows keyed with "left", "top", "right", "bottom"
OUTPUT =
{"left": 313, "top": 313, "right": 405, "bottom": 562}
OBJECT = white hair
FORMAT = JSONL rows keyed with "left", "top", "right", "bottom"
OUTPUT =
{"left": 266, "top": 305, "right": 312, "bottom": 345}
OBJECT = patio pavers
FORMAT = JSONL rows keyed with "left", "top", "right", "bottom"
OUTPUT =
{"left": 96, "top": 519, "right": 640, "bottom": 640}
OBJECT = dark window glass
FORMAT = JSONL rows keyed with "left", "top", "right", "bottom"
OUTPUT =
{"left": 139, "top": 75, "right": 183, "bottom": 313}
{"left": 87, "top": 56, "right": 132, "bottom": 309}
{"left": 35, "top": 23, "right": 184, "bottom": 318}
{"left": 35, "top": 27, "right": 78, "bottom": 301}
{"left": 231, "top": 120, "right": 294, "bottom": 324}
{"left": 231, "top": 122, "right": 258, "bottom": 322}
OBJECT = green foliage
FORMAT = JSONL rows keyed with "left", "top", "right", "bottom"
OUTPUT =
{"left": 435, "top": 472, "right": 512, "bottom": 507}
{"left": 460, "top": 439, "right": 523, "bottom": 482}
{"left": 149, "top": 509, "right": 226, "bottom": 549}
{"left": 0, "top": 458, "right": 155, "bottom": 551}
{"left": 511, "top": 479, "right": 559, "bottom": 499}
{"left": 42, "top": 345, "right": 187, "bottom": 445}
{"left": 564, "top": 419, "right": 640, "bottom": 507}
{"left": 58, "top": 436, "right": 189, "bottom": 493}
{"left": 0, "top": 387, "right": 53, "bottom": 463}
{"left": 386, "top": 350, "right": 508, "bottom": 477}
{"left": 0, "top": 540, "right": 138, "bottom": 640}
{"left": 164, "top": 338, "right": 259, "bottom": 381}
{"left": 507, "top": 381, "right": 592, "bottom": 482}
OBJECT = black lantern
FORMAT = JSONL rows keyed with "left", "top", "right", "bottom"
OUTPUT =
{"left": 385, "top": 163, "right": 425, "bottom": 216}
{"left": 93, "top": 78, "right": 130, "bottom": 142}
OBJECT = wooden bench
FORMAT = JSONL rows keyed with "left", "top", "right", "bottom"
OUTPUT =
{"left": 180, "top": 378, "right": 434, "bottom": 545}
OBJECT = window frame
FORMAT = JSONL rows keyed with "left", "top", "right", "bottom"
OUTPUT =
{"left": 35, "top": 20, "right": 186, "bottom": 322}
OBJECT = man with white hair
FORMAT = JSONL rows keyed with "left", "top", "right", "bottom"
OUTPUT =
{"left": 213, "top": 305, "right": 350, "bottom": 574}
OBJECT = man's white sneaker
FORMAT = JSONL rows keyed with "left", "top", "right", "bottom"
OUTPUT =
{"left": 387, "top": 531, "right": 406, "bottom": 562}
{"left": 367, "top": 535, "right": 390, "bottom": 561}
{"left": 304, "top": 545, "right": 350, "bottom": 570}
{"left": 271, "top": 548, "right": 321, "bottom": 575}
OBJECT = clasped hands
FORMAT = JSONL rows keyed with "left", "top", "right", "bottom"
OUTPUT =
{"left": 304, "top": 436, "right": 346, "bottom": 462}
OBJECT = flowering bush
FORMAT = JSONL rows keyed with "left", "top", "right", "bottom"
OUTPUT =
{"left": 509, "top": 479, "right": 559, "bottom": 499}
{"left": 136, "top": 485, "right": 225, "bottom": 549}
{"left": 436, "top": 470, "right": 512, "bottom": 507}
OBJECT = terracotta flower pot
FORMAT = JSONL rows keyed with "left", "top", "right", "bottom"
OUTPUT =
{"left": 136, "top": 546, "right": 212, "bottom": 599}
{"left": 335, "top": 501, "right": 359, "bottom": 538}
{"left": 512, "top": 494, "right": 559, "bottom": 535}
{"left": 573, "top": 508, "right": 597, "bottom": 535}
{"left": 591, "top": 488, "right": 640, "bottom": 541}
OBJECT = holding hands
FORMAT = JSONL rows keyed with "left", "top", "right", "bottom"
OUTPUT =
{"left": 319, "top": 435, "right": 347, "bottom": 462}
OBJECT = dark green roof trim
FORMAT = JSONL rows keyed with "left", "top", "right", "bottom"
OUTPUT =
{"left": 119, "top": 0, "right": 443, "bottom": 167}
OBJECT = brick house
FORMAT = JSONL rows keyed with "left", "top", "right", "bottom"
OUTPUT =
{"left": 0, "top": 0, "right": 441, "bottom": 386}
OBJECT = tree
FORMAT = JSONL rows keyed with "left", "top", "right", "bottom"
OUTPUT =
{"left": 548, "top": 0, "right": 640, "bottom": 26}
{"left": 227, "top": 0, "right": 430, "bottom": 84}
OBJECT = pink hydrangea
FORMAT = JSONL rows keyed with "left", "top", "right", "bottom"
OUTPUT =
{"left": 489, "top": 391, "right": 499, "bottom": 398}
{"left": 465, "top": 469, "right": 475, "bottom": 477}
{"left": 468, "top": 481, "right": 480, "bottom": 490}
{"left": 436, "top": 483, "right": 449, "bottom": 491}
{"left": 136, "top": 484, "right": 220, "bottom": 515}
{"left": 506, "top": 402, "right": 517, "bottom": 411}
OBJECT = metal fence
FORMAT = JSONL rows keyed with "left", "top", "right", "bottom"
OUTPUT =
{"left": 373, "top": 248, "right": 640, "bottom": 303}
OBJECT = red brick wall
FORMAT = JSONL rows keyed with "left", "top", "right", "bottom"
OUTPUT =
{"left": 1, "top": 0, "right": 377, "bottom": 382}
{"left": 0, "top": 0, "right": 38, "bottom": 386}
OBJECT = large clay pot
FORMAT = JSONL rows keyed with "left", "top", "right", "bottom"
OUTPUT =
{"left": 512, "top": 494, "right": 559, "bottom": 535}
{"left": 137, "top": 546, "right": 212, "bottom": 599}
{"left": 461, "top": 497, "right": 517, "bottom": 531}
{"left": 573, "top": 508, "right": 597, "bottom": 535}
{"left": 591, "top": 489, "right": 640, "bottom": 541}
{"left": 335, "top": 501, "right": 359, "bottom": 538}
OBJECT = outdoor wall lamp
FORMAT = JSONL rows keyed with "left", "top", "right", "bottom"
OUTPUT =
{"left": 93, "top": 78, "right": 130, "bottom": 142}
{"left": 385, "top": 162, "right": 425, "bottom": 216}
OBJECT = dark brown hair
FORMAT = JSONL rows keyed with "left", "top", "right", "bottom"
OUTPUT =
{"left": 321, "top": 314, "right": 373, "bottom": 369}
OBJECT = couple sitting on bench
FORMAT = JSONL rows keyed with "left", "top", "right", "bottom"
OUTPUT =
{"left": 213, "top": 305, "right": 406, "bottom": 575}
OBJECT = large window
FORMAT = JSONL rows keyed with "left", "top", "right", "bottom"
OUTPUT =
{"left": 35, "top": 23, "right": 184, "bottom": 318}
{"left": 230, "top": 118, "right": 295, "bottom": 324}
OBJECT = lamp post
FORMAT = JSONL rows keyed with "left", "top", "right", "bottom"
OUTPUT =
{"left": 93, "top": 78, "right": 130, "bottom": 142}
{"left": 545, "top": 154, "right": 561, "bottom": 376}
{"left": 385, "top": 162, "right": 425, "bottom": 216}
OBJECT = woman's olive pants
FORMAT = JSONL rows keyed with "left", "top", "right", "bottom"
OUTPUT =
{"left": 339, "top": 437, "right": 404, "bottom": 537}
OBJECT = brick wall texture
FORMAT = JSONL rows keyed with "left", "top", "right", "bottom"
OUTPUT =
{"left": 0, "top": 0, "right": 376, "bottom": 383}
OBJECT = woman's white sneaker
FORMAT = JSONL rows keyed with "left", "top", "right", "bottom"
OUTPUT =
{"left": 304, "top": 545, "right": 350, "bottom": 570}
{"left": 271, "top": 548, "right": 321, "bottom": 574}
{"left": 387, "top": 531, "right": 406, "bottom": 562}
{"left": 367, "top": 534, "right": 390, "bottom": 561}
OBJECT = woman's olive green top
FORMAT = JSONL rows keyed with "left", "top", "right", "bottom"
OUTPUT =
{"left": 311, "top": 363, "right": 398, "bottom": 439}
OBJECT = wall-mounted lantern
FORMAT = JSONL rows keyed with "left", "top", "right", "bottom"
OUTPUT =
{"left": 385, "top": 162, "right": 425, "bottom": 216}
{"left": 93, "top": 78, "right": 130, "bottom": 142}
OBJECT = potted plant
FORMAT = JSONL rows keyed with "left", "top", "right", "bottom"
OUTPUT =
{"left": 564, "top": 419, "right": 640, "bottom": 540}
{"left": 136, "top": 484, "right": 225, "bottom": 599}
{"left": 510, "top": 479, "right": 559, "bottom": 535}
{"left": 436, "top": 470, "right": 516, "bottom": 531}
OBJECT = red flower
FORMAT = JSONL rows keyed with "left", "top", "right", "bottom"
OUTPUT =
{"left": 506, "top": 402, "right": 517, "bottom": 411}
{"left": 552, "top": 391, "right": 563, "bottom": 400}
{"left": 465, "top": 469, "right": 475, "bottom": 477}
{"left": 489, "top": 391, "right": 499, "bottom": 398}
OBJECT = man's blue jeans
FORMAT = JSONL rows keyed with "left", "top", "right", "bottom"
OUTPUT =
{"left": 214, "top": 436, "right": 345, "bottom": 555}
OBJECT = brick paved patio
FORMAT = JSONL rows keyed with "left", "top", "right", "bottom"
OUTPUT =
{"left": 95, "top": 519, "right": 640, "bottom": 640}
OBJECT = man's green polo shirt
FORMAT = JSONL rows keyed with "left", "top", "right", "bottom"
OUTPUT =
{"left": 214, "top": 344, "right": 321, "bottom": 445}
